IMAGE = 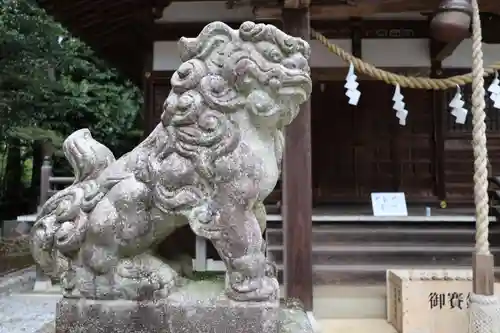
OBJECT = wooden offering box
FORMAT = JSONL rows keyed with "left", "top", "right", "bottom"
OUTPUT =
{"left": 387, "top": 269, "right": 500, "bottom": 333}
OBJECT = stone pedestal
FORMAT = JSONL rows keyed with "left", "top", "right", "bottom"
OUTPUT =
{"left": 55, "top": 281, "right": 280, "bottom": 333}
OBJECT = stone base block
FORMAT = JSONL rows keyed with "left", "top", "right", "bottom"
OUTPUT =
{"left": 55, "top": 281, "right": 280, "bottom": 333}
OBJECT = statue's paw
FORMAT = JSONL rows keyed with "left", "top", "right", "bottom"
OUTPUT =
{"left": 115, "top": 257, "right": 179, "bottom": 300}
{"left": 60, "top": 269, "right": 77, "bottom": 293}
{"left": 114, "top": 273, "right": 163, "bottom": 300}
{"left": 226, "top": 276, "right": 279, "bottom": 302}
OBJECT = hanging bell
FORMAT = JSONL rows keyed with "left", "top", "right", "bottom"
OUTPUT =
{"left": 430, "top": 0, "right": 472, "bottom": 43}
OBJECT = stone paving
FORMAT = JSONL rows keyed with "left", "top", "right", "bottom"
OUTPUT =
{"left": 0, "top": 266, "right": 59, "bottom": 333}
{"left": 0, "top": 293, "right": 60, "bottom": 333}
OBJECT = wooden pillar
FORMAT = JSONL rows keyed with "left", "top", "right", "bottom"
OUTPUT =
{"left": 281, "top": 8, "right": 313, "bottom": 311}
{"left": 142, "top": 5, "right": 155, "bottom": 137}
{"left": 429, "top": 39, "right": 447, "bottom": 202}
{"left": 142, "top": 50, "right": 154, "bottom": 137}
{"left": 350, "top": 18, "right": 362, "bottom": 58}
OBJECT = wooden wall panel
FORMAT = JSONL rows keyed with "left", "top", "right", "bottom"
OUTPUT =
{"left": 444, "top": 71, "right": 500, "bottom": 204}
{"left": 397, "top": 86, "right": 435, "bottom": 201}
{"left": 443, "top": 76, "right": 500, "bottom": 203}
{"left": 146, "top": 71, "right": 172, "bottom": 135}
{"left": 153, "top": 84, "right": 169, "bottom": 121}
{"left": 312, "top": 80, "right": 435, "bottom": 203}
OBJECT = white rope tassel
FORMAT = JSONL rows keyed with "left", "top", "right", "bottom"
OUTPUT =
{"left": 469, "top": 294, "right": 500, "bottom": 333}
{"left": 344, "top": 62, "right": 360, "bottom": 105}
{"left": 468, "top": 0, "right": 499, "bottom": 332}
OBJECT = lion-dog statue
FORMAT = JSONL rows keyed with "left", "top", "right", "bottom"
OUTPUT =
{"left": 31, "top": 21, "right": 312, "bottom": 302}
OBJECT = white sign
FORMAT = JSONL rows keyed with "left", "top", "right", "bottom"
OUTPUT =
{"left": 371, "top": 192, "right": 408, "bottom": 217}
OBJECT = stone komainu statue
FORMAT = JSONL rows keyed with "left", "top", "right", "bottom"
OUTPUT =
{"left": 31, "top": 21, "right": 312, "bottom": 302}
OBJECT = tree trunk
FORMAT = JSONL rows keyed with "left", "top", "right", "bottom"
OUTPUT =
{"left": 3, "top": 139, "right": 23, "bottom": 218}
{"left": 29, "top": 141, "right": 43, "bottom": 211}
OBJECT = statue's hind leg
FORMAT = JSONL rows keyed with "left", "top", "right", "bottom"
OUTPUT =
{"left": 113, "top": 252, "right": 179, "bottom": 300}
{"left": 74, "top": 249, "right": 179, "bottom": 300}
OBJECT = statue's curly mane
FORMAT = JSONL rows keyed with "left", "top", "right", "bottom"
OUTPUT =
{"left": 142, "top": 21, "right": 311, "bottom": 214}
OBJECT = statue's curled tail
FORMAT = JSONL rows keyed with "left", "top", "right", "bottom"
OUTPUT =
{"left": 31, "top": 129, "right": 116, "bottom": 277}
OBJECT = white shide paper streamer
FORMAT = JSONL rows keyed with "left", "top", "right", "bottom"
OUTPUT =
{"left": 488, "top": 71, "right": 500, "bottom": 109}
{"left": 344, "top": 62, "right": 360, "bottom": 106}
{"left": 449, "top": 85, "right": 468, "bottom": 124}
{"left": 392, "top": 84, "right": 408, "bottom": 126}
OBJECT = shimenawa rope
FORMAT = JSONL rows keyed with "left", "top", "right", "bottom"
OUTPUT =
{"left": 311, "top": 29, "right": 500, "bottom": 90}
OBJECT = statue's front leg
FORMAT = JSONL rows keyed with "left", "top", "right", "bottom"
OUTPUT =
{"left": 253, "top": 201, "right": 277, "bottom": 277}
{"left": 206, "top": 198, "right": 278, "bottom": 302}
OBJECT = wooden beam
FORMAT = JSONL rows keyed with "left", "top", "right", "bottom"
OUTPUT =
{"left": 81, "top": 19, "right": 139, "bottom": 42}
{"left": 281, "top": 7, "right": 313, "bottom": 312}
{"left": 46, "top": 0, "right": 141, "bottom": 22}
{"left": 64, "top": 4, "right": 145, "bottom": 28}
{"left": 143, "top": 50, "right": 154, "bottom": 137}
{"left": 255, "top": 0, "right": 500, "bottom": 20}
{"left": 154, "top": 20, "right": 429, "bottom": 42}
{"left": 284, "top": 0, "right": 311, "bottom": 9}
{"left": 312, "top": 67, "right": 431, "bottom": 81}
{"left": 480, "top": 13, "right": 500, "bottom": 44}
{"left": 283, "top": 0, "right": 299, "bottom": 9}
{"left": 254, "top": 3, "right": 434, "bottom": 20}
{"left": 350, "top": 18, "right": 362, "bottom": 58}
{"left": 153, "top": 21, "right": 258, "bottom": 40}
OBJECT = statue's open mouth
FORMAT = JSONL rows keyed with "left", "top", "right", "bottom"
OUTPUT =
{"left": 278, "top": 87, "right": 308, "bottom": 104}
{"left": 279, "top": 75, "right": 312, "bottom": 104}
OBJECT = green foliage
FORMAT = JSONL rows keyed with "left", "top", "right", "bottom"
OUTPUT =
{"left": 22, "top": 157, "right": 32, "bottom": 186}
{"left": 9, "top": 126, "right": 64, "bottom": 148}
{"left": 0, "top": 0, "right": 144, "bottom": 215}
{"left": 0, "top": 0, "right": 143, "bottom": 149}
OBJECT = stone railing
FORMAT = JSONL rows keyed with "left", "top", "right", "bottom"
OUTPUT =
{"left": 39, "top": 156, "right": 74, "bottom": 209}
{"left": 15, "top": 156, "right": 74, "bottom": 292}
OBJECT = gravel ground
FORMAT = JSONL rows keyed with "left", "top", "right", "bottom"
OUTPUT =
{"left": 0, "top": 294, "right": 60, "bottom": 333}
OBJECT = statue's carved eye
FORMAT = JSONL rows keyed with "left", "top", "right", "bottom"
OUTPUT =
{"left": 265, "top": 48, "right": 283, "bottom": 62}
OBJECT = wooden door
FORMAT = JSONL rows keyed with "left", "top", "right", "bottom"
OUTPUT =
{"left": 145, "top": 72, "right": 172, "bottom": 135}
{"left": 312, "top": 80, "right": 435, "bottom": 204}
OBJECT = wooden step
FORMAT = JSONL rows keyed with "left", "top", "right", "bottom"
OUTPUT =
{"left": 269, "top": 243, "right": 500, "bottom": 266}
{"left": 275, "top": 264, "right": 500, "bottom": 285}
{"left": 266, "top": 225, "right": 480, "bottom": 245}
{"left": 318, "top": 319, "right": 397, "bottom": 332}
{"left": 266, "top": 220, "right": 500, "bottom": 286}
